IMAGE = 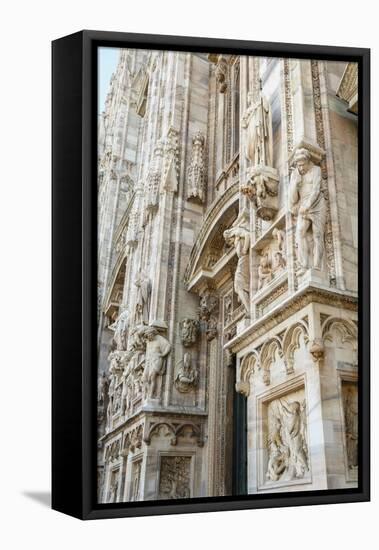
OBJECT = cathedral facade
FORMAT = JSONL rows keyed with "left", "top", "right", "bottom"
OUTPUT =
{"left": 97, "top": 48, "right": 358, "bottom": 503}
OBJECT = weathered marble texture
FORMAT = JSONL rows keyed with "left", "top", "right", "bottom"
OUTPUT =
{"left": 97, "top": 49, "right": 358, "bottom": 503}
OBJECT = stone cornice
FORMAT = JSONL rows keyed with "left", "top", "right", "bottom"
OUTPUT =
{"left": 224, "top": 283, "right": 357, "bottom": 353}
{"left": 100, "top": 408, "right": 208, "bottom": 443}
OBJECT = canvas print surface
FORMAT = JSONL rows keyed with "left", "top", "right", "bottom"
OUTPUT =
{"left": 97, "top": 47, "right": 358, "bottom": 503}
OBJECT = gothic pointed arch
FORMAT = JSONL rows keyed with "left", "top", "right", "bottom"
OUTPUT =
{"left": 184, "top": 181, "right": 239, "bottom": 292}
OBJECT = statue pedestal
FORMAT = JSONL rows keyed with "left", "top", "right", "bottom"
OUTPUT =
{"left": 242, "top": 165, "right": 280, "bottom": 221}
{"left": 297, "top": 267, "right": 329, "bottom": 289}
{"left": 142, "top": 397, "right": 161, "bottom": 410}
{"left": 237, "top": 316, "right": 250, "bottom": 335}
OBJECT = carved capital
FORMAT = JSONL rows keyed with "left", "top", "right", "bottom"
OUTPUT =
{"left": 235, "top": 381, "right": 250, "bottom": 397}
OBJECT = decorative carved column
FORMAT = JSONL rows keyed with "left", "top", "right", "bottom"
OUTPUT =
{"left": 148, "top": 127, "right": 179, "bottom": 328}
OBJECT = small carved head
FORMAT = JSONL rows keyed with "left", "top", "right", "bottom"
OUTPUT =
{"left": 293, "top": 148, "right": 312, "bottom": 175}
{"left": 144, "top": 326, "right": 158, "bottom": 341}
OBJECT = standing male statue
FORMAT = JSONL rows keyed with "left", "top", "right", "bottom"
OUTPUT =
{"left": 289, "top": 148, "right": 327, "bottom": 273}
{"left": 134, "top": 271, "right": 151, "bottom": 325}
{"left": 109, "top": 309, "right": 129, "bottom": 351}
{"left": 142, "top": 327, "right": 171, "bottom": 399}
{"left": 242, "top": 82, "right": 273, "bottom": 167}
{"left": 223, "top": 209, "right": 251, "bottom": 315}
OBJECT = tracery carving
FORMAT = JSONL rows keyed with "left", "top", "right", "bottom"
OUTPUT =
{"left": 236, "top": 352, "right": 259, "bottom": 396}
{"left": 260, "top": 338, "right": 283, "bottom": 385}
{"left": 322, "top": 318, "right": 357, "bottom": 349}
{"left": 282, "top": 321, "right": 309, "bottom": 375}
{"left": 144, "top": 421, "right": 203, "bottom": 447}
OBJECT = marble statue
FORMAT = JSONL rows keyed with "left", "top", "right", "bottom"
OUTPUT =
{"left": 258, "top": 254, "right": 273, "bottom": 289}
{"left": 223, "top": 210, "right": 251, "bottom": 315}
{"left": 242, "top": 84, "right": 273, "bottom": 167}
{"left": 272, "top": 227, "right": 286, "bottom": 252}
{"left": 187, "top": 132, "right": 206, "bottom": 202}
{"left": 273, "top": 251, "right": 286, "bottom": 274}
{"left": 134, "top": 272, "right": 151, "bottom": 325}
{"left": 109, "top": 309, "right": 129, "bottom": 351}
{"left": 97, "top": 372, "right": 108, "bottom": 405}
{"left": 142, "top": 327, "right": 171, "bottom": 399}
{"left": 289, "top": 148, "right": 327, "bottom": 272}
{"left": 108, "top": 351, "right": 123, "bottom": 389}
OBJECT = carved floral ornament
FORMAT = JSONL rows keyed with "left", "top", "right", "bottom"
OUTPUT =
{"left": 321, "top": 317, "right": 358, "bottom": 350}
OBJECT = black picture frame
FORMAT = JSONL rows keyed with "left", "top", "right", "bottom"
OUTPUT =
{"left": 52, "top": 30, "right": 370, "bottom": 520}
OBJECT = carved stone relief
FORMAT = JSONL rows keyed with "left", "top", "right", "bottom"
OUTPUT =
{"left": 108, "top": 468, "right": 120, "bottom": 503}
{"left": 174, "top": 352, "right": 199, "bottom": 393}
{"left": 342, "top": 381, "right": 358, "bottom": 472}
{"left": 214, "top": 56, "right": 228, "bottom": 93}
{"left": 158, "top": 456, "right": 192, "bottom": 499}
{"left": 131, "top": 460, "right": 142, "bottom": 501}
{"left": 266, "top": 389, "right": 309, "bottom": 483}
{"left": 256, "top": 228, "right": 287, "bottom": 293}
{"left": 180, "top": 318, "right": 199, "bottom": 347}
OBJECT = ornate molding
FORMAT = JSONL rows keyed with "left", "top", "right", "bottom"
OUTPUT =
{"left": 184, "top": 181, "right": 239, "bottom": 286}
{"left": 310, "top": 60, "right": 337, "bottom": 287}
{"left": 225, "top": 284, "right": 357, "bottom": 354}
{"left": 336, "top": 62, "right": 358, "bottom": 114}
